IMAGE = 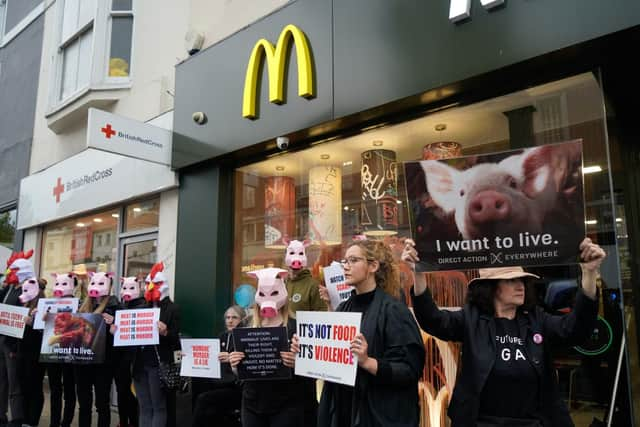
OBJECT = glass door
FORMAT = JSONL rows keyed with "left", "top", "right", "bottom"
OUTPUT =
{"left": 118, "top": 234, "right": 158, "bottom": 296}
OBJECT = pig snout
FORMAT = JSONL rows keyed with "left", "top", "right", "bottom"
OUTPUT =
{"left": 259, "top": 300, "right": 278, "bottom": 318}
{"left": 290, "top": 260, "right": 303, "bottom": 270}
{"left": 469, "top": 190, "right": 511, "bottom": 224}
{"left": 88, "top": 289, "right": 100, "bottom": 298}
{"left": 123, "top": 294, "right": 132, "bottom": 302}
{"left": 53, "top": 289, "right": 64, "bottom": 298}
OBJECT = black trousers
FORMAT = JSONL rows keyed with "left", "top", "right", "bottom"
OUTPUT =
{"left": 241, "top": 403, "right": 304, "bottom": 427}
{"left": 20, "top": 357, "right": 45, "bottom": 427}
{"left": 46, "top": 364, "right": 76, "bottom": 427}
{"left": 75, "top": 364, "right": 114, "bottom": 427}
{"left": 113, "top": 357, "right": 138, "bottom": 427}
{"left": 192, "top": 387, "right": 241, "bottom": 427}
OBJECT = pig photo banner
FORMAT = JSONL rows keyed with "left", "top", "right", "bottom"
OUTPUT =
{"left": 295, "top": 311, "right": 362, "bottom": 386}
{"left": 34, "top": 298, "right": 79, "bottom": 330}
{"left": 323, "top": 262, "right": 354, "bottom": 310}
{"left": 404, "top": 140, "right": 585, "bottom": 272}
{"left": 113, "top": 308, "right": 160, "bottom": 347}
{"left": 233, "top": 326, "right": 291, "bottom": 381}
{"left": 40, "top": 313, "right": 107, "bottom": 364}
{"left": 0, "top": 303, "right": 29, "bottom": 339}
{"left": 180, "top": 338, "right": 221, "bottom": 379}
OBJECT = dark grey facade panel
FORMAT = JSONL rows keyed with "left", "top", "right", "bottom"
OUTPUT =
{"left": 4, "top": 0, "right": 41, "bottom": 34}
{"left": 0, "top": 14, "right": 43, "bottom": 206}
{"left": 172, "top": 0, "right": 333, "bottom": 169}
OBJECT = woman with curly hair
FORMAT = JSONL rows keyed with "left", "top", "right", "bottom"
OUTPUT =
{"left": 317, "top": 240, "right": 425, "bottom": 427}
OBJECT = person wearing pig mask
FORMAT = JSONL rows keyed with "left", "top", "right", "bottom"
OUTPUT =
{"left": 229, "top": 268, "right": 309, "bottom": 427}
{"left": 0, "top": 249, "right": 35, "bottom": 427}
{"left": 132, "top": 262, "right": 181, "bottom": 427}
{"left": 75, "top": 271, "right": 121, "bottom": 427}
{"left": 110, "top": 277, "right": 145, "bottom": 427}
{"left": 283, "top": 238, "right": 327, "bottom": 319}
{"left": 45, "top": 273, "right": 79, "bottom": 427}
{"left": 403, "top": 237, "right": 605, "bottom": 427}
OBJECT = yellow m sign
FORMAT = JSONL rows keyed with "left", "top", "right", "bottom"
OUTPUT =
{"left": 242, "top": 24, "right": 315, "bottom": 120}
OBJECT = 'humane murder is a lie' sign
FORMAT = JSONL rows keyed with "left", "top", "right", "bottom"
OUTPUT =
{"left": 295, "top": 311, "right": 362, "bottom": 386}
{"left": 114, "top": 308, "right": 160, "bottom": 346}
{"left": 180, "top": 339, "right": 221, "bottom": 379}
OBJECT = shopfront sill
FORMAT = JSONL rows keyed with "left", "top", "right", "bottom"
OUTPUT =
{"left": 45, "top": 85, "right": 132, "bottom": 134}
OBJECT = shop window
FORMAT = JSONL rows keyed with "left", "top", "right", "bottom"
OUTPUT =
{"left": 233, "top": 72, "right": 622, "bottom": 425}
{"left": 0, "top": 209, "right": 16, "bottom": 253}
{"left": 41, "top": 208, "right": 119, "bottom": 292}
{"left": 124, "top": 196, "right": 160, "bottom": 232}
{"left": 51, "top": 0, "right": 134, "bottom": 106}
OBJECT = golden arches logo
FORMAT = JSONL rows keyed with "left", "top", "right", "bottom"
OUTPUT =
{"left": 242, "top": 24, "right": 315, "bottom": 120}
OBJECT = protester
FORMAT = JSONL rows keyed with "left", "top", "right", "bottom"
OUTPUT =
{"left": 133, "top": 262, "right": 181, "bottom": 427}
{"left": 317, "top": 240, "right": 425, "bottom": 427}
{"left": 45, "top": 273, "right": 79, "bottom": 427}
{"left": 0, "top": 250, "right": 35, "bottom": 427}
{"left": 191, "top": 305, "right": 244, "bottom": 427}
{"left": 112, "top": 276, "right": 146, "bottom": 427}
{"left": 75, "top": 272, "right": 120, "bottom": 427}
{"left": 229, "top": 268, "right": 307, "bottom": 427}
{"left": 18, "top": 278, "right": 46, "bottom": 427}
{"left": 402, "top": 237, "right": 605, "bottom": 427}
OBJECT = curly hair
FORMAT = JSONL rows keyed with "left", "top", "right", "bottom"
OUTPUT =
{"left": 347, "top": 240, "right": 401, "bottom": 298}
{"left": 466, "top": 278, "right": 537, "bottom": 315}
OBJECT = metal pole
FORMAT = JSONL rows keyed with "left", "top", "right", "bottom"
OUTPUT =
{"left": 607, "top": 331, "right": 626, "bottom": 426}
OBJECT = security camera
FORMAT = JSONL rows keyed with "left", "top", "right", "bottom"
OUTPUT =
{"left": 276, "top": 136, "right": 289, "bottom": 150}
{"left": 192, "top": 111, "right": 207, "bottom": 125}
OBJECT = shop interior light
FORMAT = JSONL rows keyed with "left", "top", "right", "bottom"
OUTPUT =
{"left": 275, "top": 166, "right": 285, "bottom": 172}
{"left": 372, "top": 140, "right": 384, "bottom": 147}
{"left": 616, "top": 218, "right": 623, "bottom": 222}
{"left": 582, "top": 165, "right": 602, "bottom": 174}
{"left": 133, "top": 207, "right": 142, "bottom": 212}
{"left": 93, "top": 218, "right": 103, "bottom": 223}
{"left": 396, "top": 200, "right": 403, "bottom": 204}
{"left": 585, "top": 219, "right": 598, "bottom": 225}
{"left": 344, "top": 206, "right": 349, "bottom": 211}
{"left": 111, "top": 213, "right": 119, "bottom": 218}
{"left": 76, "top": 222, "right": 85, "bottom": 227}
{"left": 320, "top": 154, "right": 330, "bottom": 160}
{"left": 343, "top": 161, "right": 353, "bottom": 167}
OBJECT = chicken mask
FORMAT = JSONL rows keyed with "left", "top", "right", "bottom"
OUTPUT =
{"left": 5, "top": 250, "right": 35, "bottom": 286}
{"left": 88, "top": 272, "right": 114, "bottom": 298}
{"left": 51, "top": 273, "right": 77, "bottom": 298}
{"left": 145, "top": 262, "right": 169, "bottom": 303}
{"left": 120, "top": 277, "right": 142, "bottom": 302}
{"left": 248, "top": 268, "right": 289, "bottom": 318}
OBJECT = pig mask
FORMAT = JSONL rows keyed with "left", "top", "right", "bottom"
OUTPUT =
{"left": 19, "top": 278, "right": 40, "bottom": 304}
{"left": 145, "top": 262, "right": 169, "bottom": 303}
{"left": 284, "top": 239, "right": 311, "bottom": 271}
{"left": 88, "top": 272, "right": 114, "bottom": 298}
{"left": 120, "top": 277, "right": 142, "bottom": 302}
{"left": 5, "top": 249, "right": 35, "bottom": 286}
{"left": 51, "top": 273, "right": 77, "bottom": 298}
{"left": 422, "top": 145, "right": 576, "bottom": 240}
{"left": 248, "top": 268, "right": 288, "bottom": 318}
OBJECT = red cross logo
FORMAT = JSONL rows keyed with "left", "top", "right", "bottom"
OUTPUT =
{"left": 101, "top": 124, "right": 116, "bottom": 139}
{"left": 53, "top": 177, "right": 64, "bottom": 203}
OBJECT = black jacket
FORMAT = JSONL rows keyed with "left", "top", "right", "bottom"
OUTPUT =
{"left": 135, "top": 297, "right": 181, "bottom": 367}
{"left": 114, "top": 297, "right": 147, "bottom": 362}
{"left": 411, "top": 288, "right": 598, "bottom": 427}
{"left": 319, "top": 287, "right": 425, "bottom": 427}
{"left": 0, "top": 285, "right": 24, "bottom": 352}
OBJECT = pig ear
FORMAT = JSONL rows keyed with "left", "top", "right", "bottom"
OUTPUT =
{"left": 246, "top": 271, "right": 259, "bottom": 279}
{"left": 119, "top": 277, "right": 125, "bottom": 284}
{"left": 282, "top": 236, "right": 290, "bottom": 246}
{"left": 512, "top": 147, "right": 552, "bottom": 198}
{"left": 51, "top": 273, "right": 58, "bottom": 279}
{"left": 302, "top": 239, "right": 312, "bottom": 248}
{"left": 276, "top": 270, "right": 289, "bottom": 280}
{"left": 88, "top": 272, "right": 95, "bottom": 279}
{"left": 421, "top": 160, "right": 460, "bottom": 214}
{"left": 106, "top": 272, "right": 115, "bottom": 278}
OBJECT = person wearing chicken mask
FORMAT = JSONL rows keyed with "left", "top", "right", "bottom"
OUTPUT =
{"left": 0, "top": 250, "right": 35, "bottom": 427}
{"left": 17, "top": 277, "right": 46, "bottom": 427}
{"left": 44, "top": 273, "right": 79, "bottom": 427}
{"left": 111, "top": 277, "right": 145, "bottom": 427}
{"left": 133, "top": 262, "right": 181, "bottom": 427}
{"left": 229, "top": 268, "right": 308, "bottom": 427}
{"left": 76, "top": 271, "right": 121, "bottom": 427}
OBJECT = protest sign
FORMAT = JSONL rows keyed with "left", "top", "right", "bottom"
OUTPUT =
{"left": 295, "top": 311, "right": 362, "bottom": 386}
{"left": 404, "top": 140, "right": 585, "bottom": 271}
{"left": 180, "top": 339, "right": 221, "bottom": 379}
{"left": 113, "top": 308, "right": 160, "bottom": 347}
{"left": 323, "top": 262, "right": 354, "bottom": 310}
{"left": 0, "top": 303, "right": 29, "bottom": 339}
{"left": 34, "top": 298, "right": 79, "bottom": 330}
{"left": 233, "top": 326, "right": 291, "bottom": 381}
{"left": 40, "top": 313, "right": 106, "bottom": 364}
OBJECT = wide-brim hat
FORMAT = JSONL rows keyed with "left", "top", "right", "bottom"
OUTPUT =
{"left": 468, "top": 266, "right": 539, "bottom": 287}
{"left": 72, "top": 263, "right": 88, "bottom": 275}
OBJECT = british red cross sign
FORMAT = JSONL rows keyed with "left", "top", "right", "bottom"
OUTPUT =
{"left": 101, "top": 124, "right": 116, "bottom": 139}
{"left": 52, "top": 177, "right": 64, "bottom": 203}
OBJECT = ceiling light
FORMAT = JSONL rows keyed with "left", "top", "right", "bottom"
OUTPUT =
{"left": 343, "top": 206, "right": 349, "bottom": 211}
{"left": 133, "top": 207, "right": 142, "bottom": 213}
{"left": 372, "top": 140, "right": 383, "bottom": 147}
{"left": 585, "top": 220, "right": 597, "bottom": 225}
{"left": 93, "top": 218, "right": 103, "bottom": 223}
{"left": 434, "top": 123, "right": 447, "bottom": 131}
{"left": 343, "top": 161, "right": 352, "bottom": 167}
{"left": 396, "top": 200, "right": 402, "bottom": 204}
{"left": 320, "top": 154, "right": 330, "bottom": 160}
{"left": 616, "top": 218, "right": 623, "bottom": 223}
{"left": 582, "top": 165, "right": 602, "bottom": 174}
{"left": 111, "top": 213, "right": 119, "bottom": 218}
{"left": 275, "top": 166, "right": 285, "bottom": 172}
{"left": 76, "top": 222, "right": 85, "bottom": 227}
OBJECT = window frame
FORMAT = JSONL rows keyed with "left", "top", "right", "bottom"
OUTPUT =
{"left": 49, "top": 0, "right": 135, "bottom": 110}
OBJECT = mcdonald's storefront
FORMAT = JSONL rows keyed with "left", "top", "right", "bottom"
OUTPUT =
{"left": 172, "top": 0, "right": 640, "bottom": 423}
